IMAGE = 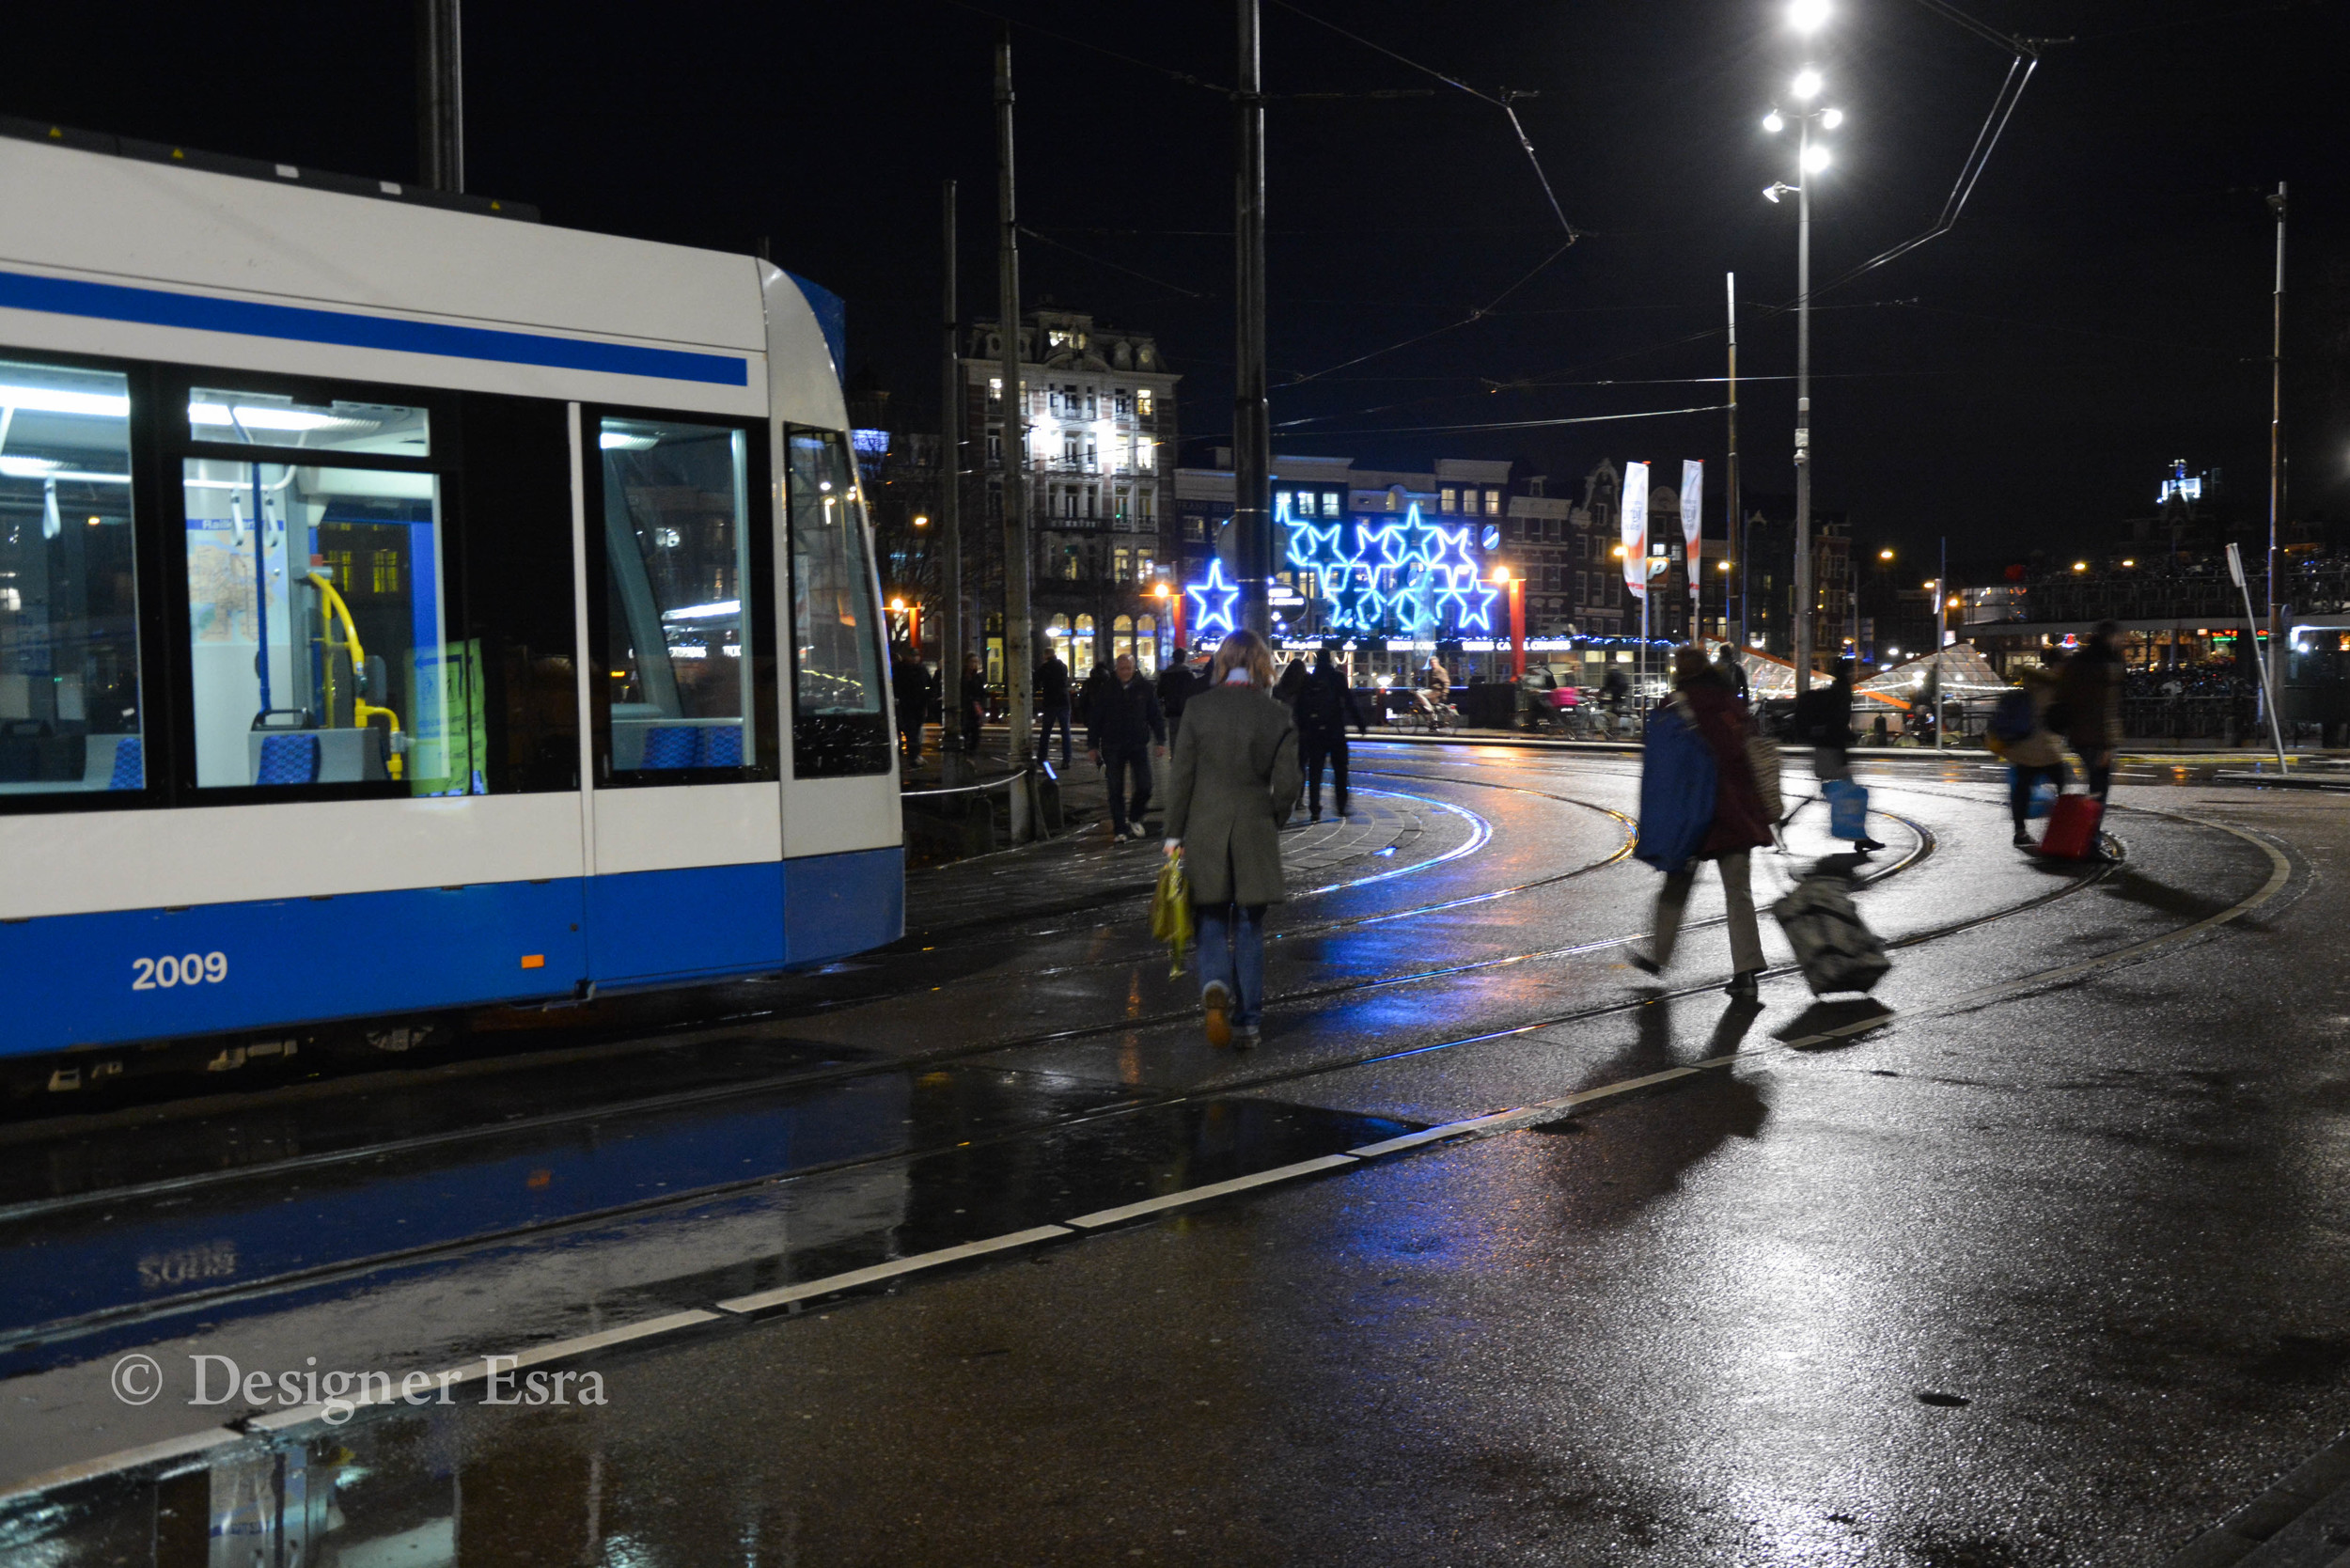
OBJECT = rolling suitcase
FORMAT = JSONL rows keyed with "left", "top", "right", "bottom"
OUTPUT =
{"left": 1771, "top": 870, "right": 1890, "bottom": 996}
{"left": 2039, "top": 793, "right": 2104, "bottom": 860}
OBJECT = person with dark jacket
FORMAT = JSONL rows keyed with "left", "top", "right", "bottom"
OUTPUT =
{"left": 1034, "top": 651, "right": 1073, "bottom": 767}
{"left": 2057, "top": 620, "right": 2124, "bottom": 801}
{"left": 1293, "top": 648, "right": 1366, "bottom": 821}
{"left": 1716, "top": 642, "right": 1750, "bottom": 700}
{"left": 1274, "top": 655, "right": 1308, "bottom": 712}
{"left": 958, "top": 651, "right": 986, "bottom": 753}
{"left": 1087, "top": 652, "right": 1167, "bottom": 840}
{"left": 1076, "top": 662, "right": 1115, "bottom": 733}
{"left": 1630, "top": 649, "right": 1772, "bottom": 999}
{"left": 1794, "top": 657, "right": 1885, "bottom": 851}
{"left": 1165, "top": 630, "right": 1302, "bottom": 1048}
{"left": 890, "top": 647, "right": 933, "bottom": 766}
{"left": 1157, "top": 652, "right": 1201, "bottom": 746}
{"left": 1601, "top": 662, "right": 1631, "bottom": 735}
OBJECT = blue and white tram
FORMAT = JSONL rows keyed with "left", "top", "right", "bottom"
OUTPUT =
{"left": 0, "top": 129, "right": 904, "bottom": 1068}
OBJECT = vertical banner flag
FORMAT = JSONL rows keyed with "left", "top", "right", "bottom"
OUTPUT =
{"left": 1621, "top": 462, "right": 1649, "bottom": 601}
{"left": 1681, "top": 459, "right": 1704, "bottom": 635}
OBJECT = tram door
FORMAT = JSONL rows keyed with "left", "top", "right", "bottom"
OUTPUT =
{"left": 582, "top": 411, "right": 785, "bottom": 983}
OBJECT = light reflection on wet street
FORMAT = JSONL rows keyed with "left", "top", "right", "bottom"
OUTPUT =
{"left": 6, "top": 742, "right": 2347, "bottom": 1565}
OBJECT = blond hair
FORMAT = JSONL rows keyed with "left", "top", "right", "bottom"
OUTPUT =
{"left": 1209, "top": 629, "right": 1275, "bottom": 689}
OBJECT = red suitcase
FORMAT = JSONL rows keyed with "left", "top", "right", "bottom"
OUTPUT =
{"left": 2039, "top": 793, "right": 2104, "bottom": 860}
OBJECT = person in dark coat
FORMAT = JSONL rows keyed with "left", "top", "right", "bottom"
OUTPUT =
{"left": 1274, "top": 655, "right": 1308, "bottom": 712}
{"left": 1795, "top": 657, "right": 1885, "bottom": 851}
{"left": 1294, "top": 647, "right": 1366, "bottom": 821}
{"left": 890, "top": 646, "right": 933, "bottom": 766}
{"left": 1157, "top": 651, "right": 1201, "bottom": 747}
{"left": 958, "top": 651, "right": 986, "bottom": 753}
{"left": 1165, "top": 629, "right": 1302, "bottom": 1048}
{"left": 1601, "top": 661, "right": 1631, "bottom": 735}
{"left": 1034, "top": 650, "right": 1073, "bottom": 767}
{"left": 2057, "top": 620, "right": 2124, "bottom": 801}
{"left": 1716, "top": 642, "right": 1750, "bottom": 700}
{"left": 1631, "top": 648, "right": 1772, "bottom": 999}
{"left": 1087, "top": 652, "right": 1167, "bottom": 840}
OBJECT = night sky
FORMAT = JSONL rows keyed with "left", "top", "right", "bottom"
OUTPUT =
{"left": 6, "top": 1, "right": 2343, "bottom": 563}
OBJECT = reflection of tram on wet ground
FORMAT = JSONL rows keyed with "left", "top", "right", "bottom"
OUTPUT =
{"left": 0, "top": 128, "right": 902, "bottom": 1088}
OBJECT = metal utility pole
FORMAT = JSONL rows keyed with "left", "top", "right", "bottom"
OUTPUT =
{"left": 1232, "top": 0, "right": 1273, "bottom": 638}
{"left": 415, "top": 0, "right": 463, "bottom": 193}
{"left": 1727, "top": 272, "right": 1743, "bottom": 652}
{"left": 2266, "top": 180, "right": 2287, "bottom": 737}
{"left": 2229, "top": 541, "right": 2288, "bottom": 768}
{"left": 1934, "top": 536, "right": 1947, "bottom": 753}
{"left": 995, "top": 34, "right": 1033, "bottom": 780}
{"left": 939, "top": 180, "right": 967, "bottom": 783}
{"left": 1791, "top": 116, "right": 1815, "bottom": 691}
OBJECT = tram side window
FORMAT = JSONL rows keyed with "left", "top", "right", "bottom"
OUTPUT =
{"left": 183, "top": 457, "right": 448, "bottom": 791}
{"left": 0, "top": 360, "right": 144, "bottom": 797}
{"left": 785, "top": 427, "right": 888, "bottom": 777}
{"left": 596, "top": 417, "right": 758, "bottom": 779}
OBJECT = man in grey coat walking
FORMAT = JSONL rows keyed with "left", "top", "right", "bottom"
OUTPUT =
{"left": 1164, "top": 630, "right": 1302, "bottom": 1048}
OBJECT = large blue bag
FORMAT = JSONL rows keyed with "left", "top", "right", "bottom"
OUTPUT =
{"left": 1635, "top": 704, "right": 1717, "bottom": 871}
{"left": 1825, "top": 777, "right": 1870, "bottom": 840}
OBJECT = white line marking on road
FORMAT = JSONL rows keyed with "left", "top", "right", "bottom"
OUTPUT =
{"left": 0, "top": 1424, "right": 243, "bottom": 1504}
{"left": 714, "top": 1226, "right": 1073, "bottom": 1314}
{"left": 1063, "top": 1154, "right": 1360, "bottom": 1229}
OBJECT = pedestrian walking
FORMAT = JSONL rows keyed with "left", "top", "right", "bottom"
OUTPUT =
{"left": 1601, "top": 661, "right": 1630, "bottom": 735}
{"left": 1294, "top": 647, "right": 1367, "bottom": 821}
{"left": 1274, "top": 654, "right": 1308, "bottom": 711}
{"left": 1794, "top": 657, "right": 1885, "bottom": 851}
{"left": 2056, "top": 620, "right": 2123, "bottom": 802}
{"left": 1716, "top": 642, "right": 1750, "bottom": 700}
{"left": 890, "top": 645, "right": 932, "bottom": 766}
{"left": 1035, "top": 648, "right": 1073, "bottom": 768}
{"left": 1087, "top": 652, "right": 1167, "bottom": 841}
{"left": 1077, "top": 661, "right": 1115, "bottom": 738}
{"left": 1630, "top": 648, "right": 1772, "bottom": 1000}
{"left": 958, "top": 651, "right": 985, "bottom": 754}
{"left": 1995, "top": 662, "right": 2066, "bottom": 848}
{"left": 1157, "top": 650, "right": 1201, "bottom": 748}
{"left": 1164, "top": 629, "right": 1302, "bottom": 1049}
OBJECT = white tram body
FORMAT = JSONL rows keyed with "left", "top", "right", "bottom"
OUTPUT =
{"left": 0, "top": 130, "right": 903, "bottom": 1058}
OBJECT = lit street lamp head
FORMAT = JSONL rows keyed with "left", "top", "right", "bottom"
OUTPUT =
{"left": 1822, "top": 106, "right": 1844, "bottom": 129}
{"left": 1788, "top": 0, "right": 1830, "bottom": 30}
{"left": 1802, "top": 144, "right": 1832, "bottom": 174}
{"left": 1792, "top": 67, "right": 1824, "bottom": 100}
{"left": 1762, "top": 181, "right": 1798, "bottom": 203}
{"left": 1762, "top": 110, "right": 1785, "bottom": 133}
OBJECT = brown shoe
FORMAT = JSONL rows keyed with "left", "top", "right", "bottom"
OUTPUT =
{"left": 1201, "top": 981, "right": 1233, "bottom": 1048}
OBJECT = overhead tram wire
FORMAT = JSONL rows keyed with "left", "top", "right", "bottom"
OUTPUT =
{"left": 1016, "top": 226, "right": 1206, "bottom": 300}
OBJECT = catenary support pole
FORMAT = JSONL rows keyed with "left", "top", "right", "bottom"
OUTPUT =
{"left": 2266, "top": 180, "right": 2287, "bottom": 743}
{"left": 995, "top": 34, "right": 1033, "bottom": 799}
{"left": 2230, "top": 542, "right": 2288, "bottom": 768}
{"left": 1233, "top": 0, "right": 1272, "bottom": 637}
{"left": 1935, "top": 537, "right": 1946, "bottom": 753}
{"left": 415, "top": 0, "right": 462, "bottom": 193}
{"left": 939, "top": 180, "right": 967, "bottom": 784}
{"left": 1792, "top": 118, "right": 1815, "bottom": 692}
{"left": 1728, "top": 272, "right": 1743, "bottom": 653}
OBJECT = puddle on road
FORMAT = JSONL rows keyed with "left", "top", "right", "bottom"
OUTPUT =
{"left": 0, "top": 1091, "right": 1407, "bottom": 1564}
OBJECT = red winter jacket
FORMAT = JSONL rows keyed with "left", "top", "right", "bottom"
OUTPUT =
{"left": 1679, "top": 682, "right": 1774, "bottom": 859}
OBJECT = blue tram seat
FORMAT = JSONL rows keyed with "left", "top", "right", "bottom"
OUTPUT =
{"left": 255, "top": 732, "right": 321, "bottom": 786}
{"left": 107, "top": 736, "right": 144, "bottom": 790}
{"left": 638, "top": 726, "right": 697, "bottom": 770}
{"left": 696, "top": 725, "right": 744, "bottom": 768}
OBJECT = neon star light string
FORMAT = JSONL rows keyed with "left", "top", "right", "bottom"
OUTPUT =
{"left": 1274, "top": 500, "right": 1496, "bottom": 635}
{"left": 1185, "top": 557, "right": 1242, "bottom": 639}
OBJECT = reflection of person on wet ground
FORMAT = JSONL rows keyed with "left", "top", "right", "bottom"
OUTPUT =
{"left": 1165, "top": 629, "right": 1302, "bottom": 1050}
{"left": 1631, "top": 648, "right": 1772, "bottom": 1000}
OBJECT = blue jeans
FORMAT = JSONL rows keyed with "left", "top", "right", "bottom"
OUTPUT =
{"left": 1197, "top": 902, "right": 1267, "bottom": 1028}
{"left": 1103, "top": 745, "right": 1154, "bottom": 834}
{"left": 1037, "top": 704, "right": 1073, "bottom": 765}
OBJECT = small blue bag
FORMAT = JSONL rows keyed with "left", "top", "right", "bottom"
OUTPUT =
{"left": 1824, "top": 777, "right": 1870, "bottom": 840}
{"left": 2026, "top": 774, "right": 2058, "bottom": 820}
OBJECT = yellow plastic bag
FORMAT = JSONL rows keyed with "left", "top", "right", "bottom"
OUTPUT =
{"left": 1150, "top": 849, "right": 1194, "bottom": 977}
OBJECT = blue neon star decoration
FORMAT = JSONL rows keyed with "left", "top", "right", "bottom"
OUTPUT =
{"left": 1186, "top": 557, "right": 1242, "bottom": 639}
{"left": 1433, "top": 567, "right": 1499, "bottom": 633}
{"left": 1285, "top": 517, "right": 1351, "bottom": 573}
{"left": 1329, "top": 567, "right": 1382, "bottom": 631}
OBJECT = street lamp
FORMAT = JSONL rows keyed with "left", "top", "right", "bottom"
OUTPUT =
{"left": 1762, "top": 63, "right": 1843, "bottom": 689}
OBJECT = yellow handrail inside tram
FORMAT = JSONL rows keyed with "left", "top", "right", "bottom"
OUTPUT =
{"left": 306, "top": 572, "right": 404, "bottom": 778}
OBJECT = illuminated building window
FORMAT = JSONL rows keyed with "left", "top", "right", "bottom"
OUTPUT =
{"left": 371, "top": 551, "right": 400, "bottom": 594}
{"left": 1115, "top": 389, "right": 1130, "bottom": 417}
{"left": 1115, "top": 546, "right": 1131, "bottom": 581}
{"left": 986, "top": 432, "right": 1001, "bottom": 464}
{"left": 1486, "top": 490, "right": 1503, "bottom": 516}
{"left": 1136, "top": 441, "right": 1154, "bottom": 473}
{"left": 1440, "top": 486, "right": 1458, "bottom": 514}
{"left": 1136, "top": 387, "right": 1154, "bottom": 417}
{"left": 1321, "top": 492, "right": 1340, "bottom": 518}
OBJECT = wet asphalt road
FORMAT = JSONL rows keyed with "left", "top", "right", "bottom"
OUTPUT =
{"left": 6, "top": 742, "right": 2348, "bottom": 1565}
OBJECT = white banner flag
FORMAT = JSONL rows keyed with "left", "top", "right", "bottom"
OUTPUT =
{"left": 1681, "top": 460, "right": 1704, "bottom": 634}
{"left": 1621, "top": 462, "right": 1649, "bottom": 602}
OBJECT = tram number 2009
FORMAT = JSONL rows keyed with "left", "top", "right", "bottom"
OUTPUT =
{"left": 133, "top": 952, "right": 229, "bottom": 991}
